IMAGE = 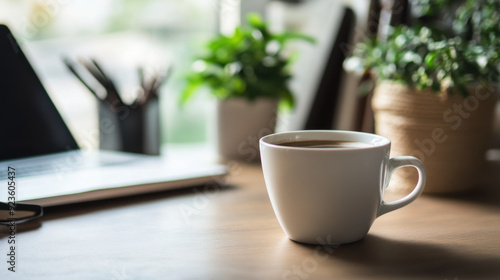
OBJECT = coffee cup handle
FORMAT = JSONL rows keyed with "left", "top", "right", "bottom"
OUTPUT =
{"left": 377, "top": 156, "right": 426, "bottom": 217}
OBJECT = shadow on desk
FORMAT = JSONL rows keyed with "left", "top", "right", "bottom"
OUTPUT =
{"left": 416, "top": 156, "right": 500, "bottom": 208}
{"left": 47, "top": 183, "right": 237, "bottom": 218}
{"left": 427, "top": 181, "right": 500, "bottom": 209}
{"left": 37, "top": 183, "right": 237, "bottom": 222}
{"left": 0, "top": 184, "right": 237, "bottom": 239}
{"left": 330, "top": 234, "right": 500, "bottom": 279}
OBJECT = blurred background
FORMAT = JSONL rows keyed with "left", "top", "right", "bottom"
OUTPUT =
{"left": 0, "top": 0, "right": 371, "bottom": 152}
{"left": 0, "top": 0, "right": 220, "bottom": 149}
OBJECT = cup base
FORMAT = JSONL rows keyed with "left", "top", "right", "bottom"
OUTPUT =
{"left": 288, "top": 235, "right": 367, "bottom": 246}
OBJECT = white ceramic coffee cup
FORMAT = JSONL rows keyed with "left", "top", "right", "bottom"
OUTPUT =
{"left": 260, "top": 130, "right": 426, "bottom": 245}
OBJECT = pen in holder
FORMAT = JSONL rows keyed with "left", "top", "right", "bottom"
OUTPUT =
{"left": 64, "top": 57, "right": 169, "bottom": 155}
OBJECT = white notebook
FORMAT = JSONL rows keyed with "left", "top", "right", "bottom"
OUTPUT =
{"left": 0, "top": 150, "right": 226, "bottom": 207}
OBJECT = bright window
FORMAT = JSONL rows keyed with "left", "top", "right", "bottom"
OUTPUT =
{"left": 0, "top": 0, "right": 221, "bottom": 149}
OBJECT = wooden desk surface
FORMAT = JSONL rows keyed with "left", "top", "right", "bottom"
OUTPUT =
{"left": 1, "top": 162, "right": 500, "bottom": 280}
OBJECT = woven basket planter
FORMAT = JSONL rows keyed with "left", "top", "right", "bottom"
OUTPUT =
{"left": 372, "top": 81, "right": 497, "bottom": 194}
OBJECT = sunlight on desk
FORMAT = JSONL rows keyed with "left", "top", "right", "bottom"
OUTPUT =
{"left": 1, "top": 156, "right": 499, "bottom": 279}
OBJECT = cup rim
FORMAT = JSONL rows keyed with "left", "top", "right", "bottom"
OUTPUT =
{"left": 260, "top": 130, "right": 391, "bottom": 151}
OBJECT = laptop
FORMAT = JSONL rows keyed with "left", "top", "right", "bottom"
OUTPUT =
{"left": 0, "top": 24, "right": 227, "bottom": 207}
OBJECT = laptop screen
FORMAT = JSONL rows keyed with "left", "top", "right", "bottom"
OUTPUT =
{"left": 0, "top": 25, "right": 78, "bottom": 161}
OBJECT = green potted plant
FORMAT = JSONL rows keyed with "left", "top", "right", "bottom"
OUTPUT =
{"left": 182, "top": 13, "right": 314, "bottom": 162}
{"left": 345, "top": 0, "right": 499, "bottom": 194}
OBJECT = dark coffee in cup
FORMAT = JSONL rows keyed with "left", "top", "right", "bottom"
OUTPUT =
{"left": 276, "top": 139, "right": 372, "bottom": 148}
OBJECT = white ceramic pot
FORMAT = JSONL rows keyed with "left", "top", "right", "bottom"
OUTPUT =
{"left": 217, "top": 98, "right": 278, "bottom": 162}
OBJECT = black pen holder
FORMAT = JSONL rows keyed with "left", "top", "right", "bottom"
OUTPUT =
{"left": 98, "top": 99, "right": 160, "bottom": 155}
